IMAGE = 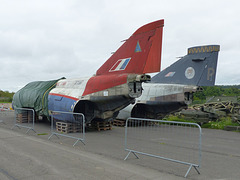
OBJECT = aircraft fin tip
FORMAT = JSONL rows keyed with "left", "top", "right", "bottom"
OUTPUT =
{"left": 96, "top": 20, "right": 164, "bottom": 76}
{"left": 132, "top": 19, "right": 164, "bottom": 35}
{"left": 188, "top": 45, "right": 220, "bottom": 55}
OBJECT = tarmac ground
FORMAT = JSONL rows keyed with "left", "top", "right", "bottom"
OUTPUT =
{"left": 0, "top": 111, "right": 240, "bottom": 180}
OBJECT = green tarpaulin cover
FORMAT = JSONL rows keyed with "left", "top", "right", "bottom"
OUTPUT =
{"left": 12, "top": 78, "right": 64, "bottom": 118}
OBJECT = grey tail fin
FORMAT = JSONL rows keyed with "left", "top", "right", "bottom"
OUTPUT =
{"left": 151, "top": 45, "right": 220, "bottom": 86}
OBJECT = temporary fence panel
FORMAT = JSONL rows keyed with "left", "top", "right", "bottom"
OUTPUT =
{"left": 0, "top": 108, "right": 14, "bottom": 124}
{"left": 0, "top": 108, "right": 6, "bottom": 124}
{"left": 124, "top": 118, "right": 202, "bottom": 178}
{"left": 0, "top": 108, "right": 15, "bottom": 126}
{"left": 48, "top": 111, "right": 85, "bottom": 146}
{"left": 11, "top": 107, "right": 36, "bottom": 134}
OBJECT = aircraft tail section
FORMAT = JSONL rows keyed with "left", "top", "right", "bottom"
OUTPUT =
{"left": 151, "top": 45, "right": 220, "bottom": 86}
{"left": 96, "top": 20, "right": 164, "bottom": 76}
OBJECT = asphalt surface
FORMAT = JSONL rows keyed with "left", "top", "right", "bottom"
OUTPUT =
{"left": 1, "top": 111, "right": 240, "bottom": 180}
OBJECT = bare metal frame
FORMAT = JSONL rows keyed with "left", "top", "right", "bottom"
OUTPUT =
{"left": 11, "top": 107, "right": 36, "bottom": 134}
{"left": 124, "top": 117, "right": 202, "bottom": 178}
{"left": 48, "top": 111, "right": 85, "bottom": 146}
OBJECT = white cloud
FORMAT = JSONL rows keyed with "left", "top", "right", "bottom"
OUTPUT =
{"left": 0, "top": 0, "right": 240, "bottom": 92}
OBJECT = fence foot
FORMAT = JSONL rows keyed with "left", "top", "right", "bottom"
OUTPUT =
{"left": 124, "top": 151, "right": 131, "bottom": 160}
{"left": 11, "top": 124, "right": 21, "bottom": 130}
{"left": 194, "top": 166, "right": 200, "bottom": 175}
{"left": 26, "top": 128, "right": 36, "bottom": 134}
{"left": 48, "top": 133, "right": 60, "bottom": 140}
{"left": 132, "top": 151, "right": 139, "bottom": 159}
{"left": 73, "top": 139, "right": 85, "bottom": 147}
{"left": 185, "top": 165, "right": 192, "bottom": 178}
{"left": 11, "top": 124, "right": 36, "bottom": 134}
{"left": 185, "top": 165, "right": 200, "bottom": 178}
{"left": 124, "top": 151, "right": 139, "bottom": 160}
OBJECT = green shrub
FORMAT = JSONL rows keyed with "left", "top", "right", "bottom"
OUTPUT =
{"left": 166, "top": 115, "right": 239, "bottom": 130}
{"left": 165, "top": 115, "right": 195, "bottom": 123}
{"left": 202, "top": 117, "right": 239, "bottom": 129}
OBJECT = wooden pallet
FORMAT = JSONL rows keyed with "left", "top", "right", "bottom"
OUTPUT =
{"left": 97, "top": 126, "right": 112, "bottom": 131}
{"left": 56, "top": 122, "right": 82, "bottom": 134}
{"left": 16, "top": 113, "right": 33, "bottom": 123}
{"left": 113, "top": 119, "right": 125, "bottom": 127}
{"left": 56, "top": 128, "right": 80, "bottom": 133}
{"left": 56, "top": 126, "right": 81, "bottom": 131}
{"left": 92, "top": 121, "right": 112, "bottom": 131}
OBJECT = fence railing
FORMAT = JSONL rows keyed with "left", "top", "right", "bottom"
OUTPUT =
{"left": 48, "top": 111, "right": 85, "bottom": 146}
{"left": 0, "top": 107, "right": 7, "bottom": 124}
{"left": 124, "top": 117, "right": 202, "bottom": 178}
{"left": 11, "top": 107, "right": 36, "bottom": 134}
{"left": 0, "top": 108, "right": 11, "bottom": 124}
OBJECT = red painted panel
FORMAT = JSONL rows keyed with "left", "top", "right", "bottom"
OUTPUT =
{"left": 143, "top": 27, "right": 163, "bottom": 73}
{"left": 96, "top": 20, "right": 164, "bottom": 76}
{"left": 82, "top": 74, "right": 128, "bottom": 96}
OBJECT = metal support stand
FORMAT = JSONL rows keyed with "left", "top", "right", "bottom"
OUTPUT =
{"left": 48, "top": 132, "right": 85, "bottom": 147}
{"left": 185, "top": 165, "right": 200, "bottom": 178}
{"left": 48, "top": 133, "right": 60, "bottom": 140}
{"left": 124, "top": 150, "right": 139, "bottom": 160}
{"left": 11, "top": 124, "right": 36, "bottom": 134}
{"left": 73, "top": 139, "right": 85, "bottom": 146}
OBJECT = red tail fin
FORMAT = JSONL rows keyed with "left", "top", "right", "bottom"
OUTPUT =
{"left": 96, "top": 20, "right": 164, "bottom": 76}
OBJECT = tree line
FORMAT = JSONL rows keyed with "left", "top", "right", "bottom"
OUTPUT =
{"left": 0, "top": 90, "right": 15, "bottom": 102}
{"left": 193, "top": 85, "right": 240, "bottom": 102}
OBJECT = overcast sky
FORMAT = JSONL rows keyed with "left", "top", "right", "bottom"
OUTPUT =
{"left": 1, "top": 0, "right": 240, "bottom": 92}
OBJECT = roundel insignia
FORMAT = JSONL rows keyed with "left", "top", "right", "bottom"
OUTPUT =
{"left": 185, "top": 67, "right": 195, "bottom": 79}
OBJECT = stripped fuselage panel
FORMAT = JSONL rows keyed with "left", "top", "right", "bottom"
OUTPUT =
{"left": 48, "top": 74, "right": 147, "bottom": 123}
{"left": 117, "top": 83, "right": 197, "bottom": 120}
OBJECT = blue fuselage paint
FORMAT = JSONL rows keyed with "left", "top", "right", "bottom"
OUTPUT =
{"left": 48, "top": 94, "right": 78, "bottom": 122}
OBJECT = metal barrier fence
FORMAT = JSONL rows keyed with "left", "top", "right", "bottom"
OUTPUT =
{"left": 0, "top": 109, "right": 15, "bottom": 126}
{"left": 124, "top": 118, "right": 202, "bottom": 178}
{"left": 11, "top": 107, "right": 36, "bottom": 134}
{"left": 48, "top": 111, "right": 85, "bottom": 146}
{"left": 0, "top": 108, "right": 10, "bottom": 124}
